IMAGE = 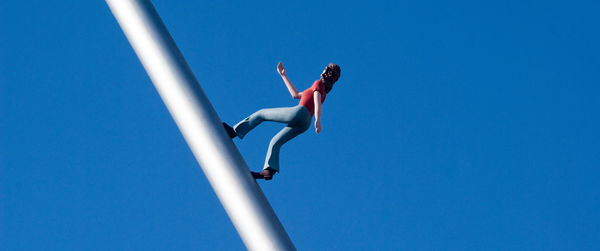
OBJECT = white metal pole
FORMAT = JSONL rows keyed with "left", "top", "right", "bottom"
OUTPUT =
{"left": 105, "top": 1, "right": 296, "bottom": 250}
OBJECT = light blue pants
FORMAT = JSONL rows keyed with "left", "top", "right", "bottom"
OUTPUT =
{"left": 234, "top": 105, "right": 312, "bottom": 172}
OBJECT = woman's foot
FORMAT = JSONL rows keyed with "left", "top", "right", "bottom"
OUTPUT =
{"left": 222, "top": 122, "right": 237, "bottom": 138}
{"left": 251, "top": 169, "right": 275, "bottom": 180}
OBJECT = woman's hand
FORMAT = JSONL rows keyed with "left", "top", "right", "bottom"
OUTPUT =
{"left": 277, "top": 62, "right": 286, "bottom": 76}
{"left": 278, "top": 62, "right": 300, "bottom": 98}
{"left": 315, "top": 120, "right": 322, "bottom": 133}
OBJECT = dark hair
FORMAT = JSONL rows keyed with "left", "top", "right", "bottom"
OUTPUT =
{"left": 320, "top": 63, "right": 341, "bottom": 94}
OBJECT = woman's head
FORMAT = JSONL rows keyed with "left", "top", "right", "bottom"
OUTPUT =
{"left": 321, "top": 63, "right": 341, "bottom": 93}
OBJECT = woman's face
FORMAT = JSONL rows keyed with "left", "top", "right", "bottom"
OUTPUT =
{"left": 321, "top": 67, "right": 331, "bottom": 79}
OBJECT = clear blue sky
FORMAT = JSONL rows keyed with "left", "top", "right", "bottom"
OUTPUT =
{"left": 2, "top": 0, "right": 599, "bottom": 250}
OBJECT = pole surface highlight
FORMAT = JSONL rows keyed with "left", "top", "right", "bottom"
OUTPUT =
{"left": 105, "top": 1, "right": 296, "bottom": 250}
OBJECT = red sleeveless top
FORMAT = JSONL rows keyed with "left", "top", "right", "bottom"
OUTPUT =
{"left": 298, "top": 80, "right": 326, "bottom": 115}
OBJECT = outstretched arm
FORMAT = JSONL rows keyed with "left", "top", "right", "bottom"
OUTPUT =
{"left": 314, "top": 91, "right": 322, "bottom": 133}
{"left": 277, "top": 62, "right": 302, "bottom": 99}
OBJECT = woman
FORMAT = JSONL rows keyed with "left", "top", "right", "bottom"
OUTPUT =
{"left": 223, "top": 62, "right": 341, "bottom": 180}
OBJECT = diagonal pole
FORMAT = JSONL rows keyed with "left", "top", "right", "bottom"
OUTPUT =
{"left": 105, "top": 1, "right": 296, "bottom": 250}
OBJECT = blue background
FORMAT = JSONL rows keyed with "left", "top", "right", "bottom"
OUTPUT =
{"left": 2, "top": 0, "right": 599, "bottom": 250}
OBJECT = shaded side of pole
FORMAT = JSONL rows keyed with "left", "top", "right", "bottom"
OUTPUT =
{"left": 105, "top": 1, "right": 296, "bottom": 250}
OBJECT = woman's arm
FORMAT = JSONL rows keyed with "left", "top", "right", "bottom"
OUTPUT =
{"left": 314, "top": 91, "right": 322, "bottom": 133}
{"left": 277, "top": 62, "right": 302, "bottom": 99}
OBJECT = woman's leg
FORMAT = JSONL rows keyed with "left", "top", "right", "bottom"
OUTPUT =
{"left": 263, "top": 106, "right": 312, "bottom": 172}
{"left": 233, "top": 107, "right": 301, "bottom": 139}
{"left": 263, "top": 124, "right": 310, "bottom": 172}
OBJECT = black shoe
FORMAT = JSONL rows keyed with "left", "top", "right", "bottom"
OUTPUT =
{"left": 251, "top": 169, "right": 275, "bottom": 180}
{"left": 222, "top": 122, "right": 237, "bottom": 138}
{"left": 251, "top": 171, "right": 262, "bottom": 179}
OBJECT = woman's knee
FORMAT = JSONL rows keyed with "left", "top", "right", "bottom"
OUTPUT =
{"left": 253, "top": 109, "right": 268, "bottom": 119}
{"left": 244, "top": 109, "right": 264, "bottom": 123}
